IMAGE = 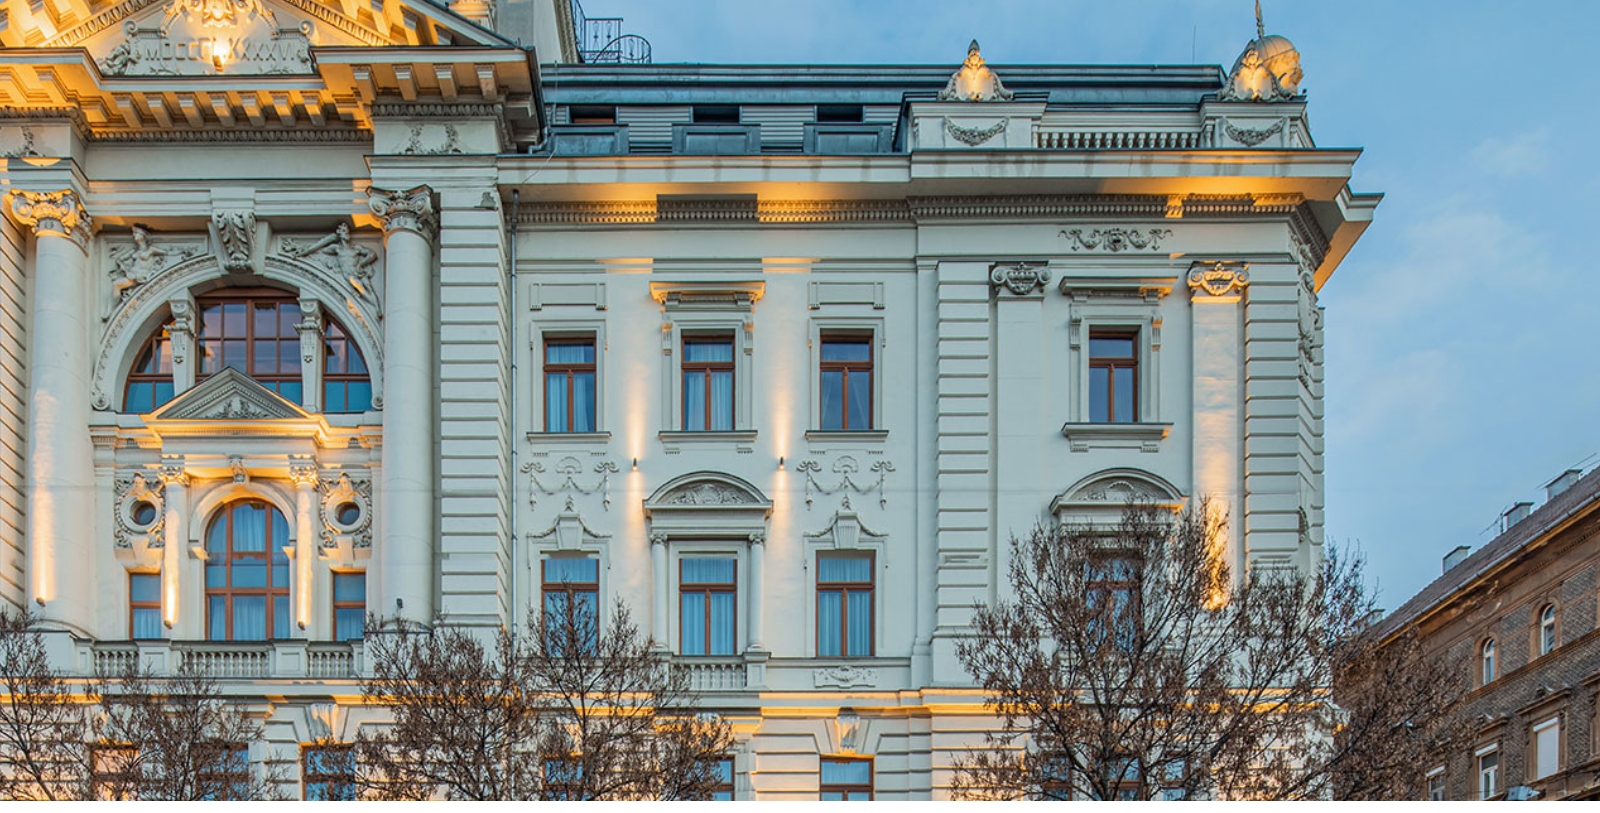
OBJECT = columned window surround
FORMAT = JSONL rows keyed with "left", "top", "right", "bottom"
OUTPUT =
{"left": 644, "top": 472, "right": 772, "bottom": 654}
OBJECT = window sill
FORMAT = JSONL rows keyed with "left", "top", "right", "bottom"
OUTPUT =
{"left": 659, "top": 430, "right": 759, "bottom": 453}
{"left": 526, "top": 431, "right": 612, "bottom": 444}
{"left": 804, "top": 430, "right": 889, "bottom": 444}
{"left": 1060, "top": 422, "right": 1172, "bottom": 453}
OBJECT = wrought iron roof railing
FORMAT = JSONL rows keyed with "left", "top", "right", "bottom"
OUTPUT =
{"left": 571, "top": 0, "right": 652, "bottom": 64}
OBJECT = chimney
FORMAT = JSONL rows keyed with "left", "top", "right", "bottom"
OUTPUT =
{"left": 1443, "top": 545, "right": 1471, "bottom": 573}
{"left": 1546, "top": 469, "right": 1582, "bottom": 501}
{"left": 1502, "top": 502, "right": 1533, "bottom": 531}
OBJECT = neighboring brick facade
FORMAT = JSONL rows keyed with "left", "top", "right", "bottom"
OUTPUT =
{"left": 1380, "top": 469, "right": 1600, "bottom": 801}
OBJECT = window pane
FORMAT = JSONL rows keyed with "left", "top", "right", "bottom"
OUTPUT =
{"left": 684, "top": 370, "right": 706, "bottom": 429}
{"left": 820, "top": 370, "right": 843, "bottom": 431}
{"left": 1089, "top": 336, "right": 1135, "bottom": 357}
{"left": 253, "top": 340, "right": 277, "bottom": 373}
{"left": 1089, "top": 367, "right": 1109, "bottom": 423}
{"left": 546, "top": 373, "right": 569, "bottom": 432}
{"left": 821, "top": 339, "right": 870, "bottom": 362}
{"left": 573, "top": 373, "right": 596, "bottom": 433}
{"left": 274, "top": 599, "right": 290, "bottom": 639}
{"left": 708, "top": 591, "right": 736, "bottom": 655}
{"left": 818, "top": 555, "right": 871, "bottom": 583}
{"left": 278, "top": 381, "right": 303, "bottom": 404}
{"left": 323, "top": 383, "right": 346, "bottom": 413}
{"left": 818, "top": 591, "right": 842, "bottom": 656}
{"left": 335, "top": 609, "right": 364, "bottom": 642}
{"left": 821, "top": 760, "right": 870, "bottom": 784}
{"left": 683, "top": 558, "right": 735, "bottom": 584}
{"left": 681, "top": 592, "right": 706, "bottom": 655}
{"left": 201, "top": 304, "right": 223, "bottom": 337}
{"left": 223, "top": 303, "right": 246, "bottom": 336}
{"left": 334, "top": 573, "right": 366, "bottom": 602}
{"left": 846, "top": 372, "right": 870, "bottom": 430}
{"left": 846, "top": 591, "right": 872, "bottom": 656}
{"left": 125, "top": 382, "right": 152, "bottom": 412}
{"left": 208, "top": 596, "right": 226, "bottom": 640}
{"left": 233, "top": 502, "right": 267, "bottom": 548}
{"left": 709, "top": 371, "right": 734, "bottom": 431}
{"left": 1113, "top": 367, "right": 1135, "bottom": 422}
{"left": 254, "top": 303, "right": 277, "bottom": 335}
{"left": 278, "top": 340, "right": 297, "bottom": 372}
{"left": 223, "top": 340, "right": 247, "bottom": 370}
{"left": 232, "top": 562, "right": 266, "bottom": 588}
{"left": 346, "top": 381, "right": 372, "bottom": 412}
{"left": 546, "top": 342, "right": 594, "bottom": 364}
{"left": 153, "top": 381, "right": 174, "bottom": 408}
{"left": 684, "top": 340, "right": 733, "bottom": 362}
{"left": 233, "top": 596, "right": 266, "bottom": 640}
{"left": 132, "top": 608, "right": 162, "bottom": 640}
{"left": 130, "top": 574, "right": 161, "bottom": 603}
{"left": 544, "top": 558, "right": 598, "bottom": 583}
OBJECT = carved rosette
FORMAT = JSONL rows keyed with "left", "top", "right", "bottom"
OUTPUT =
{"left": 368, "top": 185, "right": 438, "bottom": 239}
{"left": 114, "top": 471, "right": 166, "bottom": 548}
{"left": 989, "top": 262, "right": 1051, "bottom": 296}
{"left": 8, "top": 189, "right": 91, "bottom": 246}
{"left": 319, "top": 471, "right": 373, "bottom": 548}
{"left": 1187, "top": 262, "right": 1250, "bottom": 298}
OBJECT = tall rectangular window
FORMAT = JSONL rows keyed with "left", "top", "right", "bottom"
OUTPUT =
{"left": 1089, "top": 331, "right": 1138, "bottom": 423}
{"left": 130, "top": 573, "right": 162, "bottom": 640}
{"left": 332, "top": 572, "right": 366, "bottom": 642}
{"left": 682, "top": 337, "right": 734, "bottom": 431}
{"left": 1533, "top": 718, "right": 1560, "bottom": 780}
{"left": 302, "top": 744, "right": 355, "bottom": 801}
{"left": 92, "top": 745, "right": 138, "bottom": 800}
{"left": 709, "top": 757, "right": 735, "bottom": 801}
{"left": 198, "top": 743, "right": 250, "bottom": 801}
{"left": 680, "top": 558, "right": 736, "bottom": 656}
{"left": 543, "top": 558, "right": 599, "bottom": 655}
{"left": 819, "top": 758, "right": 872, "bottom": 800}
{"left": 817, "top": 553, "right": 873, "bottom": 657}
{"left": 544, "top": 338, "right": 596, "bottom": 433}
{"left": 1477, "top": 749, "right": 1498, "bottom": 800}
{"left": 819, "top": 334, "right": 872, "bottom": 431}
{"left": 1086, "top": 556, "right": 1141, "bottom": 651}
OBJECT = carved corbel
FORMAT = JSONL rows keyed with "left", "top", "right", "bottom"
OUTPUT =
{"left": 211, "top": 209, "right": 258, "bottom": 273}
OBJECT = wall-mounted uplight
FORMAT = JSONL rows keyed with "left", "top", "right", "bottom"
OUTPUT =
{"left": 632, "top": 458, "right": 638, "bottom": 471}
{"left": 778, "top": 456, "right": 785, "bottom": 470}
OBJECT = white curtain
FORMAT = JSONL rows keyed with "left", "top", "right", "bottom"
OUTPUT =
{"left": 709, "top": 371, "right": 733, "bottom": 431}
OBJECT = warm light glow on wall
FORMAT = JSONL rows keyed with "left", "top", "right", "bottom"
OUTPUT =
{"left": 163, "top": 568, "right": 179, "bottom": 628}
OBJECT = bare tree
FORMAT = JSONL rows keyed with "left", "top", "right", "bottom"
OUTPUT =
{"left": 88, "top": 659, "right": 285, "bottom": 800}
{"left": 952, "top": 500, "right": 1465, "bottom": 801}
{"left": 356, "top": 600, "right": 734, "bottom": 801}
{"left": 0, "top": 611, "right": 91, "bottom": 801}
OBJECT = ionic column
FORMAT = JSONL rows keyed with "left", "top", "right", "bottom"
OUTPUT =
{"left": 289, "top": 457, "right": 319, "bottom": 636}
{"left": 746, "top": 532, "right": 766, "bottom": 652}
{"left": 650, "top": 533, "right": 669, "bottom": 645}
{"left": 157, "top": 458, "right": 189, "bottom": 637}
{"left": 9, "top": 190, "right": 94, "bottom": 632}
{"left": 1189, "top": 262, "right": 1249, "bottom": 582}
{"left": 369, "top": 186, "right": 437, "bottom": 624}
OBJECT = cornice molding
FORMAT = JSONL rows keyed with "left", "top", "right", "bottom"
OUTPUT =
{"left": 370, "top": 102, "right": 506, "bottom": 119}
{"left": 87, "top": 127, "right": 372, "bottom": 144}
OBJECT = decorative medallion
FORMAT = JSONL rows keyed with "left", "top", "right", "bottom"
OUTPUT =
{"left": 161, "top": 0, "right": 278, "bottom": 32}
{"left": 114, "top": 471, "right": 166, "bottom": 548}
{"left": 320, "top": 471, "right": 373, "bottom": 549}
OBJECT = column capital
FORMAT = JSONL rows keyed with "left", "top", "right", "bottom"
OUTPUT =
{"left": 288, "top": 455, "right": 320, "bottom": 488}
{"left": 158, "top": 455, "right": 190, "bottom": 488}
{"left": 368, "top": 185, "right": 437, "bottom": 239}
{"left": 8, "top": 189, "right": 92, "bottom": 245}
{"left": 1187, "top": 261, "right": 1250, "bottom": 300}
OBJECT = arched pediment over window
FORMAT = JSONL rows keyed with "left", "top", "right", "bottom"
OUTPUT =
{"left": 1049, "top": 468, "right": 1186, "bottom": 524}
{"left": 644, "top": 472, "right": 771, "bottom": 539}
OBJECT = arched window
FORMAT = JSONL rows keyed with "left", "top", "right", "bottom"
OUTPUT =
{"left": 123, "top": 328, "right": 174, "bottom": 412}
{"left": 204, "top": 500, "right": 290, "bottom": 641}
{"left": 120, "top": 291, "right": 371, "bottom": 413}
{"left": 1480, "top": 638, "right": 1496, "bottom": 685}
{"left": 1539, "top": 605, "right": 1557, "bottom": 656}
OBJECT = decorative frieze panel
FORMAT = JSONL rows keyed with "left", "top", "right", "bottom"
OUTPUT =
{"left": 988, "top": 262, "right": 1051, "bottom": 296}
{"left": 1062, "top": 227, "right": 1173, "bottom": 253}
{"left": 1187, "top": 261, "right": 1251, "bottom": 298}
{"left": 813, "top": 664, "right": 878, "bottom": 689}
{"left": 520, "top": 455, "right": 620, "bottom": 511}
{"left": 795, "top": 456, "right": 896, "bottom": 510}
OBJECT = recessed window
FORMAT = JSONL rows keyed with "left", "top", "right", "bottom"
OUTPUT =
{"left": 819, "top": 334, "right": 873, "bottom": 431}
{"left": 1089, "top": 330, "right": 1138, "bottom": 423}
{"left": 1086, "top": 555, "right": 1140, "bottom": 651}
{"left": 1480, "top": 638, "right": 1496, "bottom": 685}
{"left": 682, "top": 336, "right": 735, "bottom": 431}
{"left": 543, "top": 558, "right": 599, "bottom": 655}
{"left": 1477, "top": 749, "right": 1498, "bottom": 800}
{"left": 204, "top": 500, "right": 291, "bottom": 641}
{"left": 544, "top": 337, "right": 597, "bottom": 433}
{"left": 1539, "top": 604, "right": 1556, "bottom": 656}
{"left": 1533, "top": 718, "right": 1560, "bottom": 781}
{"left": 332, "top": 572, "right": 366, "bottom": 642}
{"left": 198, "top": 743, "right": 250, "bottom": 801}
{"left": 820, "top": 758, "right": 872, "bottom": 800}
{"left": 569, "top": 105, "right": 616, "bottom": 125}
{"left": 124, "top": 329, "right": 174, "bottom": 412}
{"left": 817, "top": 553, "right": 873, "bottom": 657}
{"left": 302, "top": 744, "right": 355, "bottom": 801}
{"left": 693, "top": 105, "right": 740, "bottom": 124}
{"left": 129, "top": 573, "right": 162, "bottom": 640}
{"left": 680, "top": 558, "right": 736, "bottom": 656}
{"left": 322, "top": 319, "right": 373, "bottom": 412}
{"left": 816, "top": 104, "right": 864, "bottom": 123}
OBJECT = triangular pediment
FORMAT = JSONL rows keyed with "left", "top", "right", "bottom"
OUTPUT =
{"left": 148, "top": 367, "right": 312, "bottom": 421}
{"left": 39, "top": 0, "right": 511, "bottom": 76}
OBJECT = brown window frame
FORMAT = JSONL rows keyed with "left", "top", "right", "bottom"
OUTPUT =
{"left": 91, "top": 744, "right": 139, "bottom": 801}
{"left": 709, "top": 756, "right": 735, "bottom": 800}
{"left": 123, "top": 328, "right": 175, "bottom": 412}
{"left": 194, "top": 290, "right": 303, "bottom": 395}
{"left": 128, "top": 572, "right": 161, "bottom": 640}
{"left": 204, "top": 500, "right": 290, "bottom": 642}
{"left": 1085, "top": 553, "right": 1143, "bottom": 650}
{"left": 819, "top": 332, "right": 874, "bottom": 431}
{"left": 679, "top": 557, "right": 738, "bottom": 656}
{"left": 819, "top": 756, "right": 873, "bottom": 801}
{"left": 543, "top": 336, "right": 597, "bottom": 433}
{"left": 195, "top": 741, "right": 250, "bottom": 801}
{"left": 681, "top": 335, "right": 735, "bottom": 431}
{"left": 541, "top": 558, "right": 600, "bottom": 654}
{"left": 301, "top": 743, "right": 355, "bottom": 801}
{"left": 1088, "top": 329, "right": 1139, "bottom": 423}
{"left": 331, "top": 571, "right": 366, "bottom": 642}
{"left": 321, "top": 318, "right": 372, "bottom": 413}
{"left": 816, "top": 552, "right": 875, "bottom": 657}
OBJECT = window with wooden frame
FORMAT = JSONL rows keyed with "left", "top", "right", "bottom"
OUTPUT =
{"left": 543, "top": 336, "right": 597, "bottom": 433}
{"left": 332, "top": 572, "right": 366, "bottom": 642}
{"left": 542, "top": 558, "right": 599, "bottom": 656}
{"left": 1088, "top": 330, "right": 1138, "bottom": 423}
{"left": 197, "top": 743, "right": 250, "bottom": 801}
{"left": 1096, "top": 756, "right": 1141, "bottom": 801}
{"left": 709, "top": 756, "right": 735, "bottom": 801}
{"left": 129, "top": 573, "right": 162, "bottom": 640}
{"left": 1036, "top": 753, "right": 1073, "bottom": 801}
{"left": 680, "top": 557, "right": 736, "bottom": 656}
{"left": 204, "top": 500, "right": 291, "bottom": 641}
{"left": 544, "top": 757, "right": 582, "bottom": 800}
{"left": 302, "top": 744, "right": 355, "bottom": 801}
{"left": 322, "top": 320, "right": 373, "bottom": 412}
{"left": 196, "top": 292, "right": 304, "bottom": 402}
{"left": 124, "top": 329, "right": 174, "bottom": 412}
{"left": 1085, "top": 555, "right": 1141, "bottom": 652}
{"left": 816, "top": 553, "right": 873, "bottom": 657}
{"left": 91, "top": 744, "right": 138, "bottom": 800}
{"left": 682, "top": 335, "right": 735, "bottom": 431}
{"left": 819, "top": 757, "right": 872, "bottom": 800}
{"left": 819, "top": 333, "right": 873, "bottom": 431}
{"left": 1538, "top": 604, "right": 1557, "bottom": 656}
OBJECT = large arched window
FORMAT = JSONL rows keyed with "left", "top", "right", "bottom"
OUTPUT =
{"left": 204, "top": 500, "right": 291, "bottom": 641}
{"left": 121, "top": 291, "right": 372, "bottom": 413}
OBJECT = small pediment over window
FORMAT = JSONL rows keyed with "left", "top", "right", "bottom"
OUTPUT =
{"left": 1050, "top": 468, "right": 1186, "bottom": 522}
{"left": 644, "top": 471, "right": 771, "bottom": 540}
{"left": 649, "top": 281, "right": 765, "bottom": 312}
{"left": 148, "top": 367, "right": 311, "bottom": 421}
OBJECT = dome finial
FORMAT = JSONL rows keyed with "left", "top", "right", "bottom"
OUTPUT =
{"left": 1255, "top": 0, "right": 1265, "bottom": 40}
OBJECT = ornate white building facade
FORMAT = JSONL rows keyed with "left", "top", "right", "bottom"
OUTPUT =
{"left": 0, "top": 0, "right": 1377, "bottom": 799}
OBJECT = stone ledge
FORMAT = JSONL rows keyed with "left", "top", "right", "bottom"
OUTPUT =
{"left": 1060, "top": 422, "right": 1172, "bottom": 453}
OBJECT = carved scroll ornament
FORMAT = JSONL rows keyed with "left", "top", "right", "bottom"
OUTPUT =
{"left": 1187, "top": 262, "right": 1250, "bottom": 297}
{"left": 989, "top": 262, "right": 1052, "bottom": 296}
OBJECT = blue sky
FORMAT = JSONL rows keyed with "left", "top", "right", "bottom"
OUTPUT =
{"left": 586, "top": 0, "right": 1600, "bottom": 609}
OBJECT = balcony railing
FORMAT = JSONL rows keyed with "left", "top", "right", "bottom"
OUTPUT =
{"left": 84, "top": 640, "right": 361, "bottom": 680}
{"left": 675, "top": 657, "right": 747, "bottom": 692}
